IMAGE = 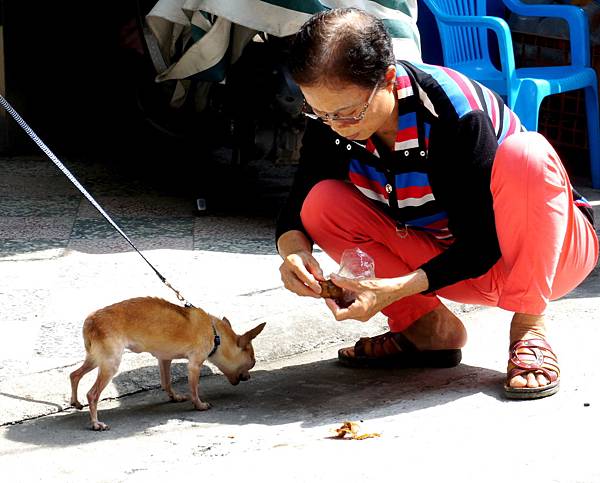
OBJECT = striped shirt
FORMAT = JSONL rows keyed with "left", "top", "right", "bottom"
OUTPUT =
{"left": 347, "top": 61, "right": 524, "bottom": 243}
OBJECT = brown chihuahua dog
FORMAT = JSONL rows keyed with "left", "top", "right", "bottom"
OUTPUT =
{"left": 69, "top": 297, "right": 266, "bottom": 431}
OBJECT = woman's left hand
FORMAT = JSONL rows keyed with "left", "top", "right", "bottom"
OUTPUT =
{"left": 324, "top": 273, "right": 400, "bottom": 322}
{"left": 325, "top": 269, "right": 429, "bottom": 322}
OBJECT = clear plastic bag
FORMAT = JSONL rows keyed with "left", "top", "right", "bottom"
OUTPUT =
{"left": 334, "top": 248, "right": 375, "bottom": 307}
{"left": 338, "top": 247, "right": 375, "bottom": 278}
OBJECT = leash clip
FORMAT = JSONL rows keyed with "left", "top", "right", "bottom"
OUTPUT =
{"left": 164, "top": 280, "right": 194, "bottom": 308}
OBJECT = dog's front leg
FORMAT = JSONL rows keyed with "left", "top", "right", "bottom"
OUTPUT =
{"left": 187, "top": 360, "right": 211, "bottom": 410}
{"left": 158, "top": 359, "right": 188, "bottom": 402}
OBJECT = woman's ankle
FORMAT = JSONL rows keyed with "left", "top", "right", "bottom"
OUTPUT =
{"left": 510, "top": 313, "right": 547, "bottom": 343}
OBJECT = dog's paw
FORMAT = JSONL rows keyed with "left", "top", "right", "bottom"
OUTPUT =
{"left": 91, "top": 421, "right": 110, "bottom": 431}
{"left": 71, "top": 401, "right": 84, "bottom": 410}
{"left": 193, "top": 401, "right": 212, "bottom": 411}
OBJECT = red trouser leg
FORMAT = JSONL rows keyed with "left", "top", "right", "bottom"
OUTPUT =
{"left": 489, "top": 132, "right": 598, "bottom": 314}
{"left": 300, "top": 179, "right": 442, "bottom": 331}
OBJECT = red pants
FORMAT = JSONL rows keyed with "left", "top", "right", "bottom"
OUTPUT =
{"left": 300, "top": 132, "right": 599, "bottom": 332}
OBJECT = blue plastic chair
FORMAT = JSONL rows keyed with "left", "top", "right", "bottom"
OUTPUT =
{"left": 421, "top": 0, "right": 600, "bottom": 188}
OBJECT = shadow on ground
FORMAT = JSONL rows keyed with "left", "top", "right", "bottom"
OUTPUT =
{"left": 0, "top": 156, "right": 287, "bottom": 258}
{"left": 4, "top": 358, "right": 504, "bottom": 447}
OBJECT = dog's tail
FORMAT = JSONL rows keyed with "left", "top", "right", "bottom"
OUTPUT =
{"left": 82, "top": 315, "right": 99, "bottom": 355}
{"left": 82, "top": 323, "right": 92, "bottom": 354}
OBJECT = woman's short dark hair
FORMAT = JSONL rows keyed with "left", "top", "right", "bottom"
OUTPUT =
{"left": 288, "top": 8, "right": 395, "bottom": 89}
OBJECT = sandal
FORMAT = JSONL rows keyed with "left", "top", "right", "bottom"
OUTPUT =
{"left": 337, "top": 331, "right": 462, "bottom": 369}
{"left": 504, "top": 338, "right": 560, "bottom": 400}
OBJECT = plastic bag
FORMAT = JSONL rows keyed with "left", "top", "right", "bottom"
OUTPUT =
{"left": 334, "top": 248, "right": 375, "bottom": 307}
{"left": 338, "top": 247, "right": 375, "bottom": 278}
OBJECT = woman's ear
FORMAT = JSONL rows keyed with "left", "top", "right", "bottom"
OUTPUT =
{"left": 384, "top": 65, "right": 396, "bottom": 89}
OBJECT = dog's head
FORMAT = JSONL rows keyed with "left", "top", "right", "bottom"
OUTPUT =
{"left": 212, "top": 318, "right": 266, "bottom": 386}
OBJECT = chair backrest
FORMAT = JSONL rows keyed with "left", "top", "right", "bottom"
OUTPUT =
{"left": 422, "top": 0, "right": 491, "bottom": 67}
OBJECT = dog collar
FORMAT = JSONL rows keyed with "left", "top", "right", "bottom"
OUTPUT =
{"left": 208, "top": 322, "right": 221, "bottom": 358}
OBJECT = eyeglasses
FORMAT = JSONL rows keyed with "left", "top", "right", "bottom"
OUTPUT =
{"left": 301, "top": 83, "right": 379, "bottom": 124}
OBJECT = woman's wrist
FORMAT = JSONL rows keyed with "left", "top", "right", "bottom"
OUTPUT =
{"left": 277, "top": 230, "right": 312, "bottom": 259}
{"left": 391, "top": 269, "right": 429, "bottom": 298}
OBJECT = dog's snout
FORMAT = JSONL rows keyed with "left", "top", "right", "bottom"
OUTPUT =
{"left": 239, "top": 373, "right": 250, "bottom": 382}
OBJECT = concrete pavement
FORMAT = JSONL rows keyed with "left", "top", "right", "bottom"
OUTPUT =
{"left": 0, "top": 155, "right": 599, "bottom": 482}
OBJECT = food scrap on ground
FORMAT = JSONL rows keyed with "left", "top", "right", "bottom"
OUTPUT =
{"left": 331, "top": 421, "right": 381, "bottom": 440}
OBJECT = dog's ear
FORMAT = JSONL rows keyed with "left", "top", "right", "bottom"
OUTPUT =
{"left": 222, "top": 316, "right": 232, "bottom": 328}
{"left": 237, "top": 322, "right": 266, "bottom": 348}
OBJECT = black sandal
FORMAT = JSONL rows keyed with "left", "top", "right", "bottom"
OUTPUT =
{"left": 338, "top": 331, "right": 462, "bottom": 369}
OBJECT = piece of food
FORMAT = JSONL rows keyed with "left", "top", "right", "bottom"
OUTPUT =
{"left": 353, "top": 432, "right": 381, "bottom": 440}
{"left": 319, "top": 279, "right": 344, "bottom": 299}
{"left": 319, "top": 280, "right": 355, "bottom": 308}
{"left": 333, "top": 421, "right": 360, "bottom": 438}
{"left": 332, "top": 421, "right": 381, "bottom": 440}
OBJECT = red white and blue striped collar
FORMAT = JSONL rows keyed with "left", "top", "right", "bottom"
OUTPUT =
{"left": 364, "top": 63, "right": 425, "bottom": 157}
{"left": 395, "top": 62, "right": 415, "bottom": 102}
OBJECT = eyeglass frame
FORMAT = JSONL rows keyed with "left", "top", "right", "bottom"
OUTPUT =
{"left": 301, "top": 82, "right": 380, "bottom": 124}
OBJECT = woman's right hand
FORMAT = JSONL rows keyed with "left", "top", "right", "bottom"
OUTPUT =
{"left": 277, "top": 230, "right": 325, "bottom": 298}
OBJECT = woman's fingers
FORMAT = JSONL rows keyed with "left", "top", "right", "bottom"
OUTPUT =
{"left": 325, "top": 296, "right": 373, "bottom": 322}
{"left": 302, "top": 259, "right": 324, "bottom": 292}
{"left": 304, "top": 255, "right": 325, "bottom": 281}
{"left": 285, "top": 274, "right": 323, "bottom": 297}
{"left": 328, "top": 273, "right": 361, "bottom": 291}
{"left": 279, "top": 252, "right": 323, "bottom": 297}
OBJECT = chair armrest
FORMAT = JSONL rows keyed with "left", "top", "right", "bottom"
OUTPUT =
{"left": 502, "top": 0, "right": 590, "bottom": 66}
{"left": 435, "top": 15, "right": 516, "bottom": 80}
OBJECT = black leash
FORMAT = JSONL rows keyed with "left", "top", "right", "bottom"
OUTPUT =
{"left": 0, "top": 94, "right": 195, "bottom": 308}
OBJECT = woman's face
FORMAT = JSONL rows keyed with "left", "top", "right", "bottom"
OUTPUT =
{"left": 300, "top": 76, "right": 396, "bottom": 141}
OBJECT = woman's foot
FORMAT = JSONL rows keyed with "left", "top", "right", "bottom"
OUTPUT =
{"left": 505, "top": 314, "right": 560, "bottom": 399}
{"left": 337, "top": 303, "right": 467, "bottom": 367}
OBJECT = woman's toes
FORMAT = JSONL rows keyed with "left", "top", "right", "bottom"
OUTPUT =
{"left": 526, "top": 372, "right": 539, "bottom": 388}
{"left": 509, "top": 374, "right": 528, "bottom": 388}
{"left": 509, "top": 371, "right": 553, "bottom": 388}
{"left": 536, "top": 373, "right": 550, "bottom": 386}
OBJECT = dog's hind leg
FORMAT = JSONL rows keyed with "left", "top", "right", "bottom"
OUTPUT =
{"left": 86, "top": 356, "right": 121, "bottom": 431}
{"left": 158, "top": 359, "right": 188, "bottom": 402}
{"left": 69, "top": 357, "right": 97, "bottom": 409}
